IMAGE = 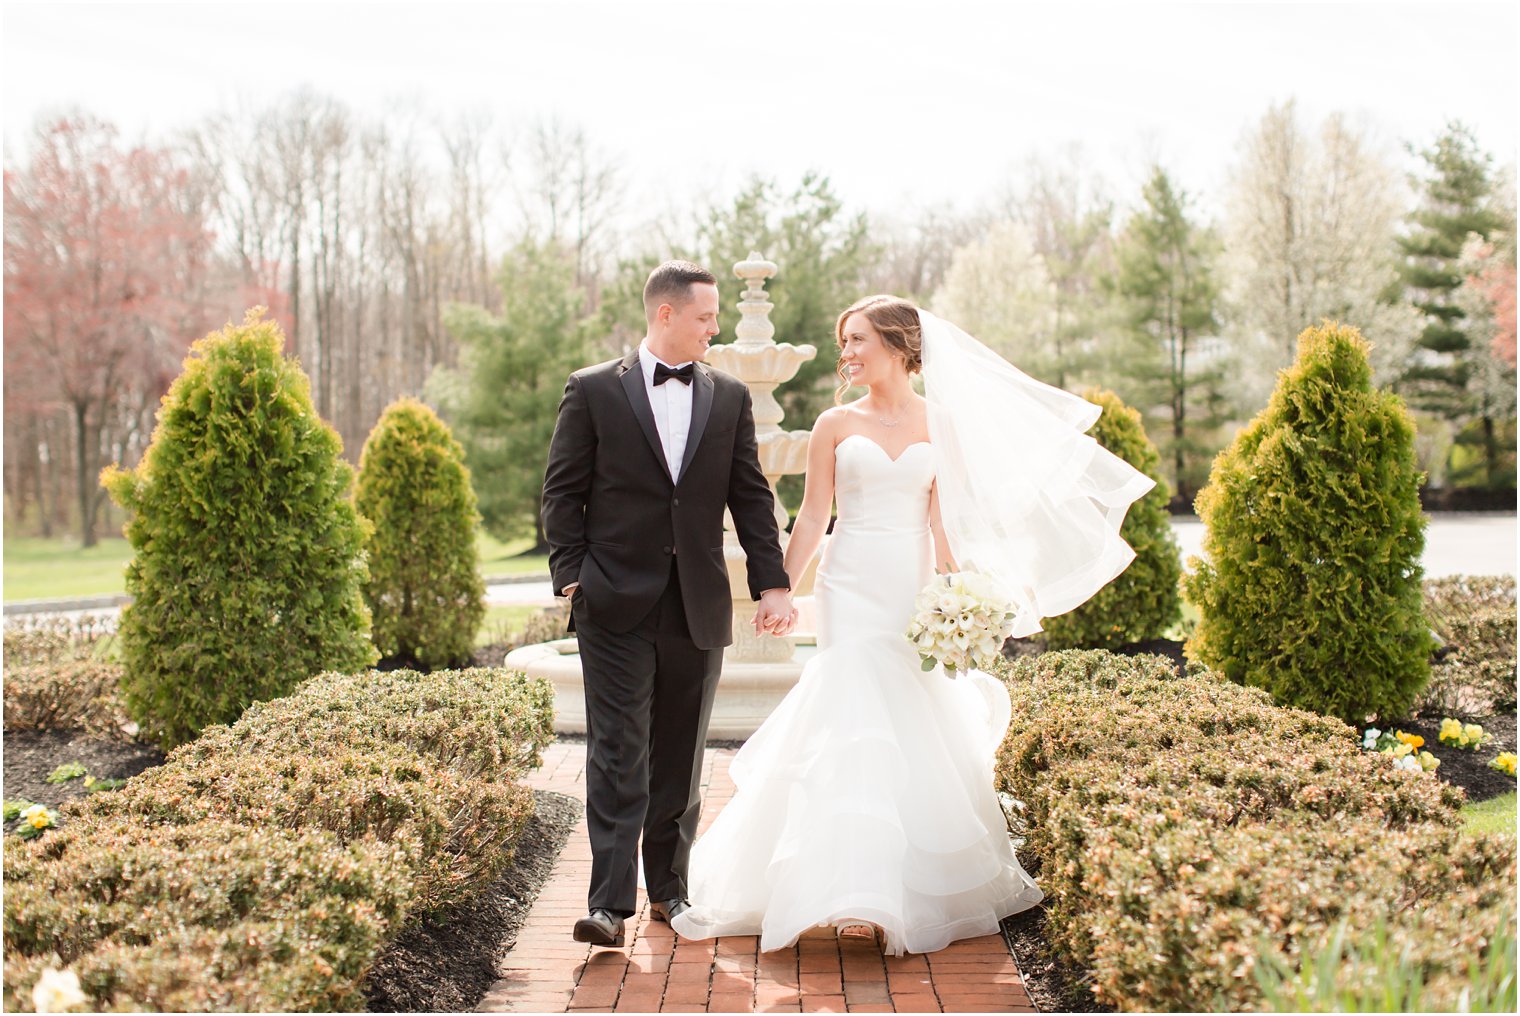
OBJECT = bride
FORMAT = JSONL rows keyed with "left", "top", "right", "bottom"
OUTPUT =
{"left": 669, "top": 295, "right": 1155, "bottom": 955}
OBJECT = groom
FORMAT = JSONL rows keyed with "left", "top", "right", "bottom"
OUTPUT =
{"left": 542, "top": 260, "right": 795, "bottom": 947}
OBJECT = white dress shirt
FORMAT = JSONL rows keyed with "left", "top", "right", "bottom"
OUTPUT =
{"left": 639, "top": 341, "right": 694, "bottom": 483}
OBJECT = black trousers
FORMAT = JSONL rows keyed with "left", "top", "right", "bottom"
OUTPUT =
{"left": 573, "top": 561, "right": 724, "bottom": 917}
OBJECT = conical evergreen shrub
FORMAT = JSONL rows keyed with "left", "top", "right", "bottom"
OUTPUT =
{"left": 356, "top": 397, "right": 485, "bottom": 669}
{"left": 1042, "top": 388, "right": 1182, "bottom": 650}
{"left": 102, "top": 308, "right": 376, "bottom": 749}
{"left": 1181, "top": 321, "right": 1434, "bottom": 723}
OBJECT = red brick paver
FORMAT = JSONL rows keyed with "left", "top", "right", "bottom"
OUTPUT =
{"left": 478, "top": 741, "right": 1037, "bottom": 1014}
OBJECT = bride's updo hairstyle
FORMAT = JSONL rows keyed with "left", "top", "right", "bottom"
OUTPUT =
{"left": 834, "top": 295, "right": 923, "bottom": 404}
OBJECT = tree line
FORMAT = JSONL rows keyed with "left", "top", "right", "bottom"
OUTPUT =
{"left": 4, "top": 93, "right": 1514, "bottom": 549}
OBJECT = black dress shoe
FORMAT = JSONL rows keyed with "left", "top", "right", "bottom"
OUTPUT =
{"left": 573, "top": 908, "right": 626, "bottom": 947}
{"left": 649, "top": 898, "right": 691, "bottom": 923}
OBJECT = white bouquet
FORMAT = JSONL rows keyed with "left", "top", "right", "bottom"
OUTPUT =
{"left": 905, "top": 571, "right": 1017, "bottom": 677}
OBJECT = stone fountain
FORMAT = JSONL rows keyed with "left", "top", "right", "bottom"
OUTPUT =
{"left": 505, "top": 252, "right": 821, "bottom": 737}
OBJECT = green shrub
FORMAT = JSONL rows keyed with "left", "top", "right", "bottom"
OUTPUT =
{"left": 2, "top": 819, "right": 411, "bottom": 1012}
{"left": 1418, "top": 575, "right": 1518, "bottom": 717}
{"left": 1041, "top": 387, "right": 1181, "bottom": 649}
{"left": 992, "top": 649, "right": 1513, "bottom": 1012}
{"left": 356, "top": 398, "right": 485, "bottom": 669}
{"left": 101, "top": 308, "right": 378, "bottom": 750}
{"left": 1182, "top": 321, "right": 1434, "bottom": 724}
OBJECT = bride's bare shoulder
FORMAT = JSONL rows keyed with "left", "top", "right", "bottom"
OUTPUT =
{"left": 812, "top": 406, "right": 852, "bottom": 438}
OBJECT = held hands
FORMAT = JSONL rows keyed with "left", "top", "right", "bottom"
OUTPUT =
{"left": 752, "top": 588, "right": 798, "bottom": 638}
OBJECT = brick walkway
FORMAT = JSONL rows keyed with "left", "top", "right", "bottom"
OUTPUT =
{"left": 478, "top": 742, "right": 1037, "bottom": 1014}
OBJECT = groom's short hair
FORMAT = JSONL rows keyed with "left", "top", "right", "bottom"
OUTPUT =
{"left": 644, "top": 260, "right": 717, "bottom": 321}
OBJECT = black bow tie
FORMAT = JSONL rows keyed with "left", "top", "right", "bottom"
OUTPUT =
{"left": 653, "top": 362, "right": 695, "bottom": 386}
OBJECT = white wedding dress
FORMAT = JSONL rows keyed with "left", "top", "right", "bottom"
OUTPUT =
{"left": 670, "top": 433, "right": 1043, "bottom": 956}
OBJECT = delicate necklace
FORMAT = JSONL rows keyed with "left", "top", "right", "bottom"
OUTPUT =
{"left": 876, "top": 406, "right": 906, "bottom": 428}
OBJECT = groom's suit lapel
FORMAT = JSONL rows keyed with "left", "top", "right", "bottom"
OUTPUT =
{"left": 678, "top": 364, "right": 714, "bottom": 483}
{"left": 617, "top": 349, "right": 674, "bottom": 485}
{"left": 616, "top": 349, "right": 715, "bottom": 487}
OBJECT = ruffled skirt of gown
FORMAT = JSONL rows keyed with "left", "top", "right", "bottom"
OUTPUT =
{"left": 670, "top": 458, "right": 1043, "bottom": 955}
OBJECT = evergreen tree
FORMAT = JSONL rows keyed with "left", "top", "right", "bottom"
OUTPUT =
{"left": 1108, "top": 167, "right": 1227, "bottom": 504}
{"left": 429, "top": 239, "right": 594, "bottom": 549}
{"left": 356, "top": 398, "right": 485, "bottom": 669}
{"left": 1041, "top": 388, "right": 1181, "bottom": 650}
{"left": 1182, "top": 322, "right": 1433, "bottom": 724}
{"left": 1397, "top": 122, "right": 1507, "bottom": 484}
{"left": 101, "top": 308, "right": 376, "bottom": 749}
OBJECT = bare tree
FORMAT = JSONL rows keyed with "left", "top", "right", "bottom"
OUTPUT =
{"left": 515, "top": 117, "right": 623, "bottom": 298}
{"left": 931, "top": 221, "right": 1065, "bottom": 383}
{"left": 1222, "top": 100, "right": 1418, "bottom": 409}
{"left": 861, "top": 203, "right": 986, "bottom": 302}
{"left": 1003, "top": 148, "right": 1116, "bottom": 388}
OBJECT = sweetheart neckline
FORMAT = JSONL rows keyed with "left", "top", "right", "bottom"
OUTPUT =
{"left": 837, "top": 433, "right": 932, "bottom": 465}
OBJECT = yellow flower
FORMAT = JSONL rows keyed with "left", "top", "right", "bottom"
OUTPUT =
{"left": 1418, "top": 751, "right": 1440, "bottom": 772}
{"left": 1395, "top": 731, "right": 1424, "bottom": 749}
{"left": 29, "top": 813, "right": 50, "bottom": 829}
{"left": 1463, "top": 723, "right": 1484, "bottom": 746}
{"left": 1490, "top": 752, "right": 1517, "bottom": 777}
{"left": 1391, "top": 742, "right": 1414, "bottom": 758}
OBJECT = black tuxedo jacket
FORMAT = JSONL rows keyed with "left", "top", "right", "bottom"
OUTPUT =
{"left": 541, "top": 348, "right": 789, "bottom": 650}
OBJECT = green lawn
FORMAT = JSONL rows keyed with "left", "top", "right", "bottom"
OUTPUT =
{"left": 475, "top": 604, "right": 540, "bottom": 648}
{"left": 475, "top": 532, "right": 550, "bottom": 579}
{"left": 1462, "top": 791, "right": 1517, "bottom": 837}
{"left": 4, "top": 530, "right": 550, "bottom": 603}
{"left": 2, "top": 536, "right": 134, "bottom": 601}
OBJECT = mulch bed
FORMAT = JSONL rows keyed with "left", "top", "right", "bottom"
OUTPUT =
{"left": 1, "top": 729, "right": 163, "bottom": 833}
{"left": 1003, "top": 906, "right": 1111, "bottom": 1013}
{"left": 364, "top": 789, "right": 580, "bottom": 1012}
{"left": 1398, "top": 709, "right": 1517, "bottom": 803}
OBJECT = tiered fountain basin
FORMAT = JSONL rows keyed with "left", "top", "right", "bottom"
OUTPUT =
{"left": 504, "top": 628, "right": 819, "bottom": 740}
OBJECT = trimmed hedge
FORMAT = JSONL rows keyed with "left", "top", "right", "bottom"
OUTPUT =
{"left": 3, "top": 666, "right": 555, "bottom": 1012}
{"left": 993, "top": 650, "right": 1515, "bottom": 1012}
{"left": 2, "top": 616, "right": 127, "bottom": 735}
{"left": 1418, "top": 575, "right": 1517, "bottom": 718}
{"left": 357, "top": 398, "right": 486, "bottom": 669}
{"left": 1041, "top": 387, "right": 1181, "bottom": 650}
{"left": 4, "top": 820, "right": 411, "bottom": 1012}
{"left": 2, "top": 660, "right": 126, "bottom": 736}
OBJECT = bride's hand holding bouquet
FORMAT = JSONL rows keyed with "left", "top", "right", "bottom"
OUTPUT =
{"left": 905, "top": 571, "right": 1017, "bottom": 677}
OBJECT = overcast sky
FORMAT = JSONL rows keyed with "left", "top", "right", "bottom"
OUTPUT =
{"left": 3, "top": 0, "right": 1516, "bottom": 223}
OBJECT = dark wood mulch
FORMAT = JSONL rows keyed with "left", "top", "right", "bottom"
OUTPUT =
{"left": 1392, "top": 710, "right": 1517, "bottom": 804}
{"left": 363, "top": 789, "right": 580, "bottom": 1012}
{"left": 1003, "top": 905, "right": 1111, "bottom": 1013}
{"left": 472, "top": 642, "right": 513, "bottom": 668}
{"left": 1, "top": 729, "right": 163, "bottom": 832}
